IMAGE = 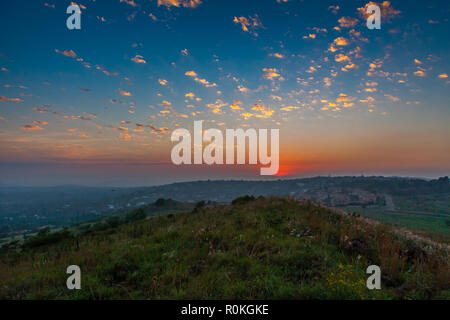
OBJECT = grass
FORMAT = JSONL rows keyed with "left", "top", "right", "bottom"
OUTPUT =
{"left": 393, "top": 194, "right": 450, "bottom": 215}
{"left": 0, "top": 196, "right": 448, "bottom": 300}
{"left": 345, "top": 206, "right": 450, "bottom": 241}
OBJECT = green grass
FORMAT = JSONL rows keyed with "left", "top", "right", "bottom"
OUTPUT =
{"left": 0, "top": 197, "right": 449, "bottom": 300}
{"left": 346, "top": 207, "right": 450, "bottom": 240}
{"left": 393, "top": 193, "right": 450, "bottom": 215}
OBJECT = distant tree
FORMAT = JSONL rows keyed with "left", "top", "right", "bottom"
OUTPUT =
{"left": 105, "top": 216, "right": 122, "bottom": 228}
{"left": 38, "top": 227, "right": 50, "bottom": 236}
{"left": 232, "top": 195, "right": 256, "bottom": 205}
{"left": 438, "top": 176, "right": 449, "bottom": 184}
{"left": 155, "top": 198, "right": 166, "bottom": 207}
{"left": 125, "top": 208, "right": 146, "bottom": 222}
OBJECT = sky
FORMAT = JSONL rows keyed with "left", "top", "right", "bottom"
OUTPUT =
{"left": 0, "top": 0, "right": 449, "bottom": 186}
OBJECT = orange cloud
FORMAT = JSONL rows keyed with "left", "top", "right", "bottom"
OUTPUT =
{"left": 0, "top": 96, "right": 22, "bottom": 103}
{"left": 338, "top": 17, "right": 358, "bottom": 28}
{"left": 55, "top": 49, "right": 77, "bottom": 58}
{"left": 131, "top": 55, "right": 146, "bottom": 64}
{"left": 357, "top": 1, "right": 400, "bottom": 21}
{"left": 262, "top": 68, "right": 282, "bottom": 80}
{"left": 233, "top": 14, "right": 263, "bottom": 36}
{"left": 333, "top": 37, "right": 349, "bottom": 46}
{"left": 21, "top": 125, "right": 43, "bottom": 131}
{"left": 157, "top": 0, "right": 202, "bottom": 8}
{"left": 118, "top": 89, "right": 133, "bottom": 96}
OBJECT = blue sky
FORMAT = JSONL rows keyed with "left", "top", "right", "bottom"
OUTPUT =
{"left": 0, "top": 0, "right": 449, "bottom": 186}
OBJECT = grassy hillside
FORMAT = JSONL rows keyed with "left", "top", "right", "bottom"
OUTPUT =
{"left": 0, "top": 197, "right": 448, "bottom": 300}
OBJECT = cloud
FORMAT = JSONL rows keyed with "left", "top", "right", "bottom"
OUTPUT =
{"left": 328, "top": 5, "right": 339, "bottom": 15}
{"left": 230, "top": 101, "right": 243, "bottom": 110}
{"left": 269, "top": 53, "right": 284, "bottom": 59}
{"left": 238, "top": 85, "right": 249, "bottom": 93}
{"left": 270, "top": 95, "right": 282, "bottom": 101}
{"left": 20, "top": 125, "right": 43, "bottom": 131}
{"left": 33, "top": 107, "right": 49, "bottom": 113}
{"left": 384, "top": 94, "right": 400, "bottom": 102}
{"left": 333, "top": 37, "right": 349, "bottom": 46}
{"left": 338, "top": 17, "right": 359, "bottom": 28}
{"left": 438, "top": 73, "right": 448, "bottom": 79}
{"left": 70, "top": 2, "right": 86, "bottom": 10}
{"left": 262, "top": 68, "right": 282, "bottom": 80}
{"left": 303, "top": 34, "right": 316, "bottom": 39}
{"left": 414, "top": 59, "right": 422, "bottom": 65}
{"left": 55, "top": 49, "right": 77, "bottom": 58}
{"left": 185, "top": 70, "right": 198, "bottom": 77}
{"left": 335, "top": 54, "right": 350, "bottom": 62}
{"left": 118, "top": 88, "right": 133, "bottom": 96}
{"left": 33, "top": 120, "right": 48, "bottom": 125}
{"left": 414, "top": 70, "right": 426, "bottom": 77}
{"left": 341, "top": 63, "right": 358, "bottom": 72}
{"left": 185, "top": 70, "right": 217, "bottom": 87}
{"left": 280, "top": 106, "right": 298, "bottom": 111}
{"left": 157, "top": 0, "right": 202, "bottom": 8}
{"left": 131, "top": 55, "right": 146, "bottom": 64}
{"left": 306, "top": 66, "right": 317, "bottom": 73}
{"left": 158, "top": 79, "right": 168, "bottom": 86}
{"left": 120, "top": 0, "right": 138, "bottom": 7}
{"left": 0, "top": 96, "right": 22, "bottom": 103}
{"left": 357, "top": 1, "right": 400, "bottom": 21}
{"left": 233, "top": 14, "right": 263, "bottom": 36}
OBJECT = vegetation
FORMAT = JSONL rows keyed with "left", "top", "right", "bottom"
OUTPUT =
{"left": 0, "top": 197, "right": 448, "bottom": 300}
{"left": 345, "top": 207, "right": 450, "bottom": 241}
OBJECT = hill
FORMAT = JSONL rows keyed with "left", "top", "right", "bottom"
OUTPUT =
{"left": 0, "top": 196, "right": 448, "bottom": 299}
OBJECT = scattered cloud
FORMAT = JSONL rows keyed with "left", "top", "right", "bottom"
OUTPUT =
{"left": 131, "top": 55, "right": 146, "bottom": 64}
{"left": 0, "top": 96, "right": 22, "bottom": 103}
{"left": 328, "top": 5, "right": 340, "bottom": 15}
{"left": 118, "top": 88, "right": 133, "bottom": 96}
{"left": 333, "top": 37, "right": 349, "bottom": 46}
{"left": 55, "top": 49, "right": 77, "bottom": 58}
{"left": 233, "top": 14, "right": 263, "bottom": 36}
{"left": 269, "top": 53, "right": 285, "bottom": 59}
{"left": 157, "top": 0, "right": 202, "bottom": 8}
{"left": 185, "top": 70, "right": 217, "bottom": 87}
{"left": 338, "top": 17, "right": 359, "bottom": 28}
{"left": 262, "top": 68, "right": 282, "bottom": 80}
{"left": 20, "top": 125, "right": 43, "bottom": 131}
{"left": 357, "top": 1, "right": 400, "bottom": 22}
{"left": 414, "top": 70, "right": 426, "bottom": 77}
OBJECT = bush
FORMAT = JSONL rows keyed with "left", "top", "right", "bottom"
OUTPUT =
{"left": 232, "top": 195, "right": 256, "bottom": 205}
{"left": 125, "top": 208, "right": 146, "bottom": 222}
{"left": 22, "top": 229, "right": 72, "bottom": 249}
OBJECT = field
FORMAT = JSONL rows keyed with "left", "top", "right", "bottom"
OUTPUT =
{"left": 394, "top": 194, "right": 450, "bottom": 215}
{"left": 345, "top": 207, "right": 450, "bottom": 241}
